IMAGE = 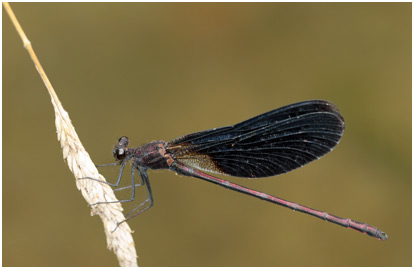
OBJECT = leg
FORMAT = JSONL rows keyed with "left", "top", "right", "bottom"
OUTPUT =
{"left": 80, "top": 161, "right": 126, "bottom": 187}
{"left": 96, "top": 162, "right": 121, "bottom": 167}
{"left": 113, "top": 166, "right": 146, "bottom": 191}
{"left": 124, "top": 168, "right": 153, "bottom": 218}
{"left": 114, "top": 169, "right": 154, "bottom": 230}
{"left": 89, "top": 163, "right": 140, "bottom": 206}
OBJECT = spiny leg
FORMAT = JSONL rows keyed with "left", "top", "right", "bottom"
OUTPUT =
{"left": 125, "top": 168, "right": 154, "bottom": 218}
{"left": 96, "top": 162, "right": 121, "bottom": 167}
{"left": 113, "top": 166, "right": 146, "bottom": 192}
{"left": 80, "top": 161, "right": 126, "bottom": 188}
{"left": 115, "top": 168, "right": 154, "bottom": 230}
{"left": 89, "top": 162, "right": 140, "bottom": 206}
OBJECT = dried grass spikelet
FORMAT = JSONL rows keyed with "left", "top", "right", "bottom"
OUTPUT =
{"left": 54, "top": 98, "right": 138, "bottom": 267}
{"left": 3, "top": 2, "right": 138, "bottom": 266}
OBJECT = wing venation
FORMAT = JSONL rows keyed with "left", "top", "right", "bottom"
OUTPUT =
{"left": 166, "top": 100, "right": 345, "bottom": 178}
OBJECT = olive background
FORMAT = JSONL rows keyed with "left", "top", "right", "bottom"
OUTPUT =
{"left": 3, "top": 3, "right": 411, "bottom": 266}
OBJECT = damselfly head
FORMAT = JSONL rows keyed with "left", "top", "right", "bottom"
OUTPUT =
{"left": 113, "top": 136, "right": 129, "bottom": 160}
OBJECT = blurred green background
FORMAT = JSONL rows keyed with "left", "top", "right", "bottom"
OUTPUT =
{"left": 3, "top": 3, "right": 411, "bottom": 267}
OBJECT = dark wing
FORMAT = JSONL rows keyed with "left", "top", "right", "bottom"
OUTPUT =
{"left": 166, "top": 100, "right": 345, "bottom": 178}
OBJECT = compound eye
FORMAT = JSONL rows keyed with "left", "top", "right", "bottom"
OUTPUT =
{"left": 114, "top": 148, "right": 126, "bottom": 160}
{"left": 118, "top": 136, "right": 129, "bottom": 147}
